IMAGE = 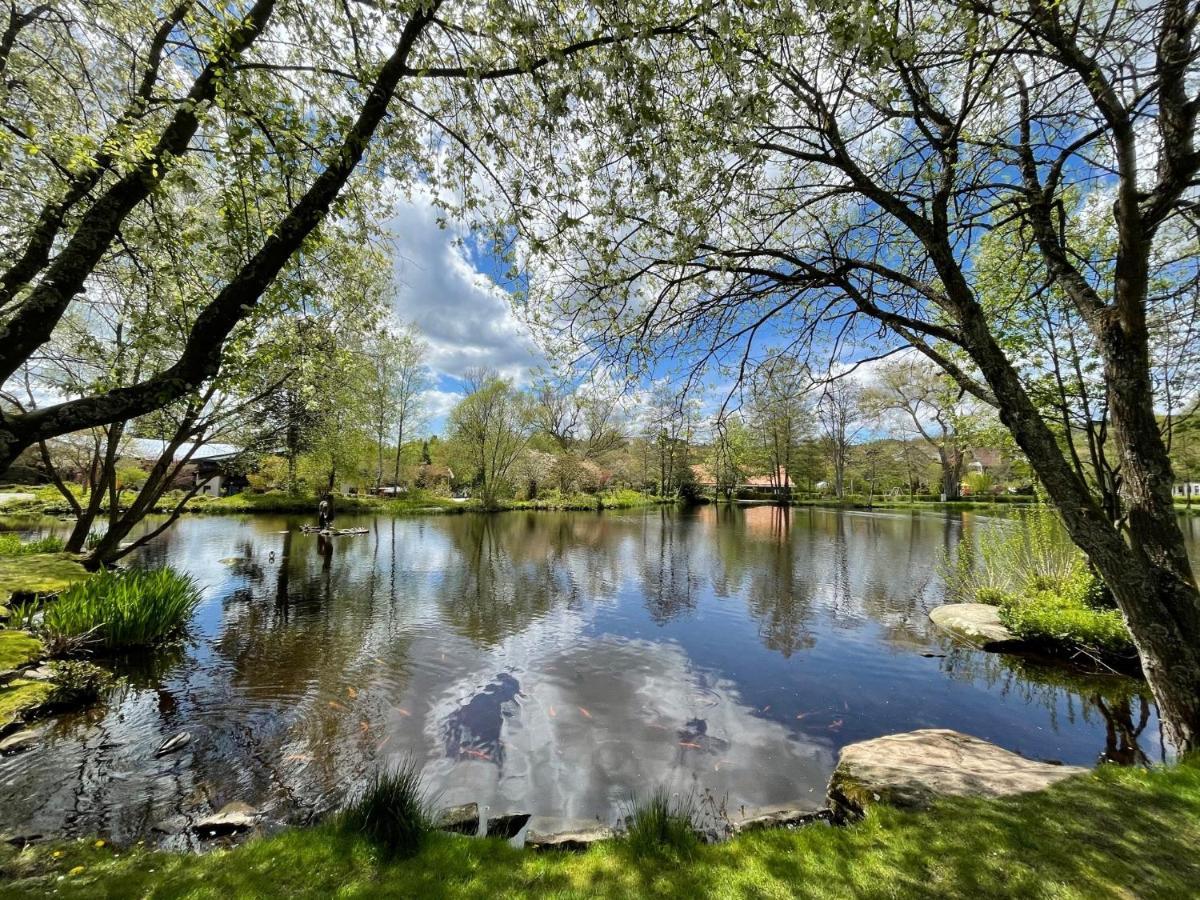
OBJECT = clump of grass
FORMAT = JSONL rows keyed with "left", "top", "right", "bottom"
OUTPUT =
{"left": 623, "top": 788, "right": 701, "bottom": 858}
{"left": 340, "top": 758, "right": 433, "bottom": 859}
{"left": 0, "top": 533, "right": 65, "bottom": 556}
{"left": 42, "top": 567, "right": 201, "bottom": 651}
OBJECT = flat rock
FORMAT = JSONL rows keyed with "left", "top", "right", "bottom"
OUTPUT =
{"left": 192, "top": 801, "right": 259, "bottom": 837}
{"left": 929, "top": 603, "right": 1021, "bottom": 648}
{"left": 0, "top": 555, "right": 89, "bottom": 605}
{"left": 434, "top": 802, "right": 480, "bottom": 835}
{"left": 524, "top": 816, "right": 613, "bottom": 850}
{"left": 729, "top": 802, "right": 830, "bottom": 833}
{"left": 486, "top": 812, "right": 531, "bottom": 839}
{"left": 0, "top": 679, "right": 54, "bottom": 729}
{"left": 0, "top": 725, "right": 48, "bottom": 755}
{"left": 827, "top": 728, "right": 1088, "bottom": 821}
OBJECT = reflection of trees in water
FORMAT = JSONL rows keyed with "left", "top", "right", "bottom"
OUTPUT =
{"left": 638, "top": 508, "right": 701, "bottom": 624}
{"left": 198, "top": 529, "right": 418, "bottom": 811}
{"left": 436, "top": 514, "right": 578, "bottom": 646}
{"left": 699, "top": 505, "right": 958, "bottom": 656}
{"left": 1094, "top": 695, "right": 1153, "bottom": 766}
{"left": 742, "top": 507, "right": 816, "bottom": 656}
{"left": 939, "top": 648, "right": 1159, "bottom": 764}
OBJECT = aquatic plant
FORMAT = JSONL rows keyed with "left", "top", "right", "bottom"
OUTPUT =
{"left": 340, "top": 758, "right": 433, "bottom": 859}
{"left": 42, "top": 567, "right": 201, "bottom": 651}
{"left": 623, "top": 788, "right": 701, "bottom": 858}
{"left": 0, "top": 533, "right": 65, "bottom": 555}
{"left": 48, "top": 660, "right": 116, "bottom": 706}
{"left": 940, "top": 505, "right": 1134, "bottom": 658}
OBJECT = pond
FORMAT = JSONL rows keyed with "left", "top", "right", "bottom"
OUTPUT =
{"left": 2, "top": 504, "right": 1183, "bottom": 847}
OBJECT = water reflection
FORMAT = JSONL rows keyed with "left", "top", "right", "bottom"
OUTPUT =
{"left": 0, "top": 505, "right": 1178, "bottom": 845}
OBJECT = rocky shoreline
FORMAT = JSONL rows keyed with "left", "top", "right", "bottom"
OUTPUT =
{"left": 143, "top": 728, "right": 1091, "bottom": 854}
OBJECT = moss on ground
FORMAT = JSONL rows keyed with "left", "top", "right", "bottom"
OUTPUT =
{"left": 0, "top": 553, "right": 89, "bottom": 605}
{"left": 0, "top": 678, "right": 54, "bottom": 730}
{"left": 0, "top": 631, "right": 43, "bottom": 671}
{"left": 1, "top": 760, "right": 1198, "bottom": 898}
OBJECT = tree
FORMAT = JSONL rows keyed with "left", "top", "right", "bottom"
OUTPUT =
{"left": 862, "top": 359, "right": 982, "bottom": 501}
{"left": 817, "top": 379, "right": 865, "bottom": 500}
{"left": 484, "top": 0, "right": 1200, "bottom": 749}
{"left": 389, "top": 326, "right": 429, "bottom": 491}
{"left": 710, "top": 414, "right": 754, "bottom": 500}
{"left": 448, "top": 369, "right": 532, "bottom": 508}
{"left": 363, "top": 319, "right": 429, "bottom": 490}
{"left": 746, "top": 357, "right": 812, "bottom": 498}
{"left": 0, "top": 1, "right": 691, "bottom": 471}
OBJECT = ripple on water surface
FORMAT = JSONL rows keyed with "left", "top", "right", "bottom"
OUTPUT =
{"left": 0, "top": 505, "right": 1166, "bottom": 844}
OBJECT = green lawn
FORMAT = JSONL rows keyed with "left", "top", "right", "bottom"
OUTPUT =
{"left": 2, "top": 759, "right": 1197, "bottom": 898}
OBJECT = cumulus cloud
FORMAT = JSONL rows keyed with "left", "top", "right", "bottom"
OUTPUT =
{"left": 386, "top": 188, "right": 544, "bottom": 385}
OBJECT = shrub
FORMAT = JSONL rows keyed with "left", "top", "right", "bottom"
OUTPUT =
{"left": 340, "top": 758, "right": 433, "bottom": 859}
{"left": 1000, "top": 590, "right": 1134, "bottom": 656}
{"left": 974, "top": 586, "right": 1015, "bottom": 607}
{"left": 623, "top": 788, "right": 701, "bottom": 858}
{"left": 0, "top": 533, "right": 65, "bottom": 556}
{"left": 48, "top": 659, "right": 115, "bottom": 706}
{"left": 43, "top": 567, "right": 201, "bottom": 651}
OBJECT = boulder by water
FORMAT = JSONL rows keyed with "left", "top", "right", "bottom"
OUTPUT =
{"left": 434, "top": 802, "right": 480, "bottom": 835}
{"left": 929, "top": 603, "right": 1022, "bottom": 648}
{"left": 0, "top": 725, "right": 47, "bottom": 755}
{"left": 193, "top": 801, "right": 259, "bottom": 837}
{"left": 729, "top": 802, "right": 830, "bottom": 833}
{"left": 524, "top": 817, "right": 613, "bottom": 850}
{"left": 486, "top": 812, "right": 531, "bottom": 839}
{"left": 827, "top": 728, "right": 1088, "bottom": 821}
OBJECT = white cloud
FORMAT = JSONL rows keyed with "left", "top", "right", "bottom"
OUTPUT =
{"left": 386, "top": 188, "right": 544, "bottom": 385}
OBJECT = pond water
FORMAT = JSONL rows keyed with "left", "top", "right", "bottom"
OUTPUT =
{"left": 2, "top": 504, "right": 1183, "bottom": 847}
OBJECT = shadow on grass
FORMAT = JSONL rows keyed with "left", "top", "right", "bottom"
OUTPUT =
{"left": 4, "top": 761, "right": 1199, "bottom": 899}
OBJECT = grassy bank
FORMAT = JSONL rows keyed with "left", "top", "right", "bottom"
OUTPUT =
{"left": 778, "top": 496, "right": 1035, "bottom": 512}
{"left": 1, "top": 760, "right": 1197, "bottom": 898}
{"left": 186, "top": 490, "right": 465, "bottom": 515}
{"left": 497, "top": 490, "right": 669, "bottom": 512}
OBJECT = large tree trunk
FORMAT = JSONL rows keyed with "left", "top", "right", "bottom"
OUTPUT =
{"left": 952, "top": 295, "right": 1200, "bottom": 753}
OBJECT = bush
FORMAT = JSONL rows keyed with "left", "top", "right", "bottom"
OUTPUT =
{"left": 0, "top": 533, "right": 65, "bottom": 556}
{"left": 623, "top": 788, "right": 701, "bottom": 858}
{"left": 43, "top": 567, "right": 202, "bottom": 651}
{"left": 340, "top": 758, "right": 433, "bottom": 859}
{"left": 974, "top": 586, "right": 1015, "bottom": 607}
{"left": 940, "top": 505, "right": 1135, "bottom": 659}
{"left": 48, "top": 659, "right": 116, "bottom": 706}
{"left": 1000, "top": 590, "right": 1134, "bottom": 656}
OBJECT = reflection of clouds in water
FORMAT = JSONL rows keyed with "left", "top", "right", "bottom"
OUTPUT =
{"left": 422, "top": 624, "right": 831, "bottom": 820}
{"left": 441, "top": 672, "right": 521, "bottom": 765}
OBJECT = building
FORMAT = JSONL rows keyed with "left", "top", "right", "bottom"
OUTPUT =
{"left": 124, "top": 438, "right": 246, "bottom": 497}
{"left": 1173, "top": 481, "right": 1200, "bottom": 500}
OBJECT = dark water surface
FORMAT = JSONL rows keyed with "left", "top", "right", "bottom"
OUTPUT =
{"left": 1, "top": 504, "right": 1177, "bottom": 846}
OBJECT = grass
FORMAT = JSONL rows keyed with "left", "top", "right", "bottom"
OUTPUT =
{"left": 0, "top": 533, "right": 65, "bottom": 555}
{"left": 338, "top": 758, "right": 434, "bottom": 859}
{"left": 1, "top": 759, "right": 1198, "bottom": 898}
{"left": 189, "top": 489, "right": 465, "bottom": 515}
{"left": 623, "top": 788, "right": 701, "bottom": 858}
{"left": 943, "top": 505, "right": 1136, "bottom": 660}
{"left": 499, "top": 490, "right": 667, "bottom": 511}
{"left": 42, "top": 567, "right": 201, "bottom": 651}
